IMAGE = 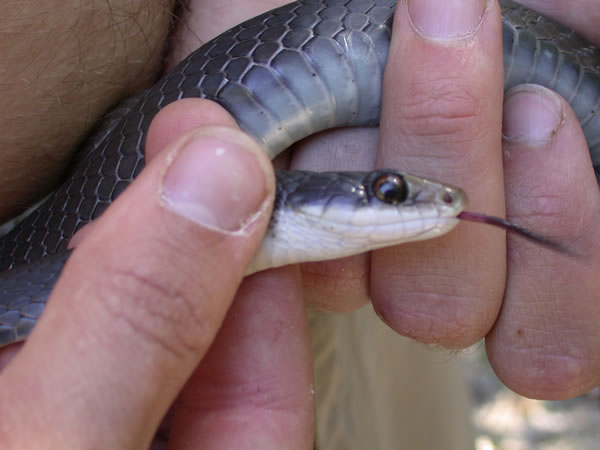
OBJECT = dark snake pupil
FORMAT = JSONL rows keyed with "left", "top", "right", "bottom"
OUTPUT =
{"left": 374, "top": 174, "right": 408, "bottom": 205}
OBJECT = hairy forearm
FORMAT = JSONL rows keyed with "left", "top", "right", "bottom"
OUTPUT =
{"left": 0, "top": 0, "right": 175, "bottom": 221}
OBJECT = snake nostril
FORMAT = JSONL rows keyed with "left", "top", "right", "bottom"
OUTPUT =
{"left": 442, "top": 191, "right": 455, "bottom": 204}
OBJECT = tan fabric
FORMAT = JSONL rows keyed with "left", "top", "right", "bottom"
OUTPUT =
{"left": 310, "top": 306, "right": 474, "bottom": 449}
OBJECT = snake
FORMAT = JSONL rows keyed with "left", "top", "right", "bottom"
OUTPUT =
{"left": 0, "top": 0, "right": 599, "bottom": 347}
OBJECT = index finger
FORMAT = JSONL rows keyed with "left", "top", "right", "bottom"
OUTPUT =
{"left": 372, "top": 0, "right": 506, "bottom": 348}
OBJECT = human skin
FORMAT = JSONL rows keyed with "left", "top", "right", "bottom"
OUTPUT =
{"left": 0, "top": 4, "right": 599, "bottom": 446}
{"left": 0, "top": 0, "right": 176, "bottom": 222}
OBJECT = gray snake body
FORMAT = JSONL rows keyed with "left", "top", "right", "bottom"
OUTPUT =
{"left": 0, "top": 0, "right": 599, "bottom": 346}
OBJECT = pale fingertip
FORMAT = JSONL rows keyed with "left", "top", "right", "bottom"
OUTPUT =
{"left": 503, "top": 84, "right": 566, "bottom": 146}
{"left": 160, "top": 127, "right": 274, "bottom": 232}
{"left": 407, "top": 0, "right": 488, "bottom": 42}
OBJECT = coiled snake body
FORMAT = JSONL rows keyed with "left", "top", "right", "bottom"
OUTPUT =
{"left": 0, "top": 0, "right": 599, "bottom": 346}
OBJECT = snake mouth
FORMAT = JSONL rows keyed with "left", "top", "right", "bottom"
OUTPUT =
{"left": 363, "top": 215, "right": 460, "bottom": 247}
{"left": 292, "top": 205, "right": 461, "bottom": 246}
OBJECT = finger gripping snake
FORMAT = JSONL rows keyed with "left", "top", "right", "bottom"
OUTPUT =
{"left": 0, "top": 0, "right": 599, "bottom": 346}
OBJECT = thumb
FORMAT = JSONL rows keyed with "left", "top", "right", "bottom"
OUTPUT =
{"left": 0, "top": 125, "right": 274, "bottom": 448}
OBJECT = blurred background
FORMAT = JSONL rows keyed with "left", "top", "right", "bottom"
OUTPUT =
{"left": 465, "top": 343, "right": 600, "bottom": 450}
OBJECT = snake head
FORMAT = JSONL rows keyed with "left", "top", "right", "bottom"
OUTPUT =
{"left": 245, "top": 169, "right": 466, "bottom": 274}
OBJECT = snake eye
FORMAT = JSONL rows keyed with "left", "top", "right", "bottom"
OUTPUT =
{"left": 373, "top": 173, "right": 408, "bottom": 205}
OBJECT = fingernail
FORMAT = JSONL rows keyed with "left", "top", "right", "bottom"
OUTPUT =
{"left": 503, "top": 84, "right": 565, "bottom": 145}
{"left": 408, "top": 0, "right": 487, "bottom": 41}
{"left": 161, "top": 128, "right": 270, "bottom": 232}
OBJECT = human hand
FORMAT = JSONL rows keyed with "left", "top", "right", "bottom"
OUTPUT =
{"left": 166, "top": 0, "right": 600, "bottom": 400}
{"left": 0, "top": 110, "right": 315, "bottom": 448}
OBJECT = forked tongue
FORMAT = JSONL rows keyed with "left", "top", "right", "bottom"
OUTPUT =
{"left": 458, "top": 212, "right": 569, "bottom": 254}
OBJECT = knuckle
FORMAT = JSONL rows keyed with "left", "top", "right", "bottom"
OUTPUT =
{"left": 301, "top": 257, "right": 370, "bottom": 312}
{"left": 94, "top": 261, "right": 213, "bottom": 359}
{"left": 508, "top": 186, "right": 591, "bottom": 239}
{"left": 397, "top": 78, "right": 484, "bottom": 143}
